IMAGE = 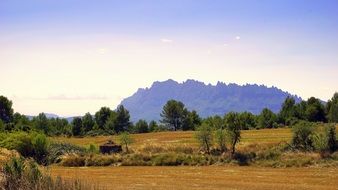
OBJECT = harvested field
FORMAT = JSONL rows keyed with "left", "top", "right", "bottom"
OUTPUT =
{"left": 51, "top": 128, "right": 293, "bottom": 148}
{"left": 49, "top": 165, "right": 338, "bottom": 190}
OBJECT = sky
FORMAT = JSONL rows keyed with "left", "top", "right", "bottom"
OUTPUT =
{"left": 1, "top": 0, "right": 338, "bottom": 117}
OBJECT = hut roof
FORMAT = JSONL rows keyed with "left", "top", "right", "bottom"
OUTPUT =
{"left": 100, "top": 140, "right": 119, "bottom": 147}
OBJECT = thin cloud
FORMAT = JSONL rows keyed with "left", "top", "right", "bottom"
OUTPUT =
{"left": 97, "top": 48, "right": 107, "bottom": 54}
{"left": 235, "top": 36, "right": 241, "bottom": 40}
{"left": 161, "top": 38, "right": 173, "bottom": 43}
{"left": 47, "top": 95, "right": 110, "bottom": 100}
{"left": 11, "top": 95, "right": 120, "bottom": 101}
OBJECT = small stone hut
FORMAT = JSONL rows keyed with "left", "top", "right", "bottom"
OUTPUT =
{"left": 99, "top": 140, "right": 122, "bottom": 154}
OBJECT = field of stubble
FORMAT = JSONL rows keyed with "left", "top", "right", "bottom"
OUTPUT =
{"left": 49, "top": 127, "right": 338, "bottom": 190}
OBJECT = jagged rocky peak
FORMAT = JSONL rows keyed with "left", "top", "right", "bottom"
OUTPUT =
{"left": 120, "top": 79, "right": 301, "bottom": 122}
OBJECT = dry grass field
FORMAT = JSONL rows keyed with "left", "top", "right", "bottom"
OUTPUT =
{"left": 49, "top": 126, "right": 338, "bottom": 189}
{"left": 49, "top": 165, "right": 338, "bottom": 190}
{"left": 51, "top": 128, "right": 293, "bottom": 148}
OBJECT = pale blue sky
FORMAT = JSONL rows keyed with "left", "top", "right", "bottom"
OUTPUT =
{"left": 1, "top": 0, "right": 337, "bottom": 116}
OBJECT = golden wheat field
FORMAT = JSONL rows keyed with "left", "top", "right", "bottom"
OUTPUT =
{"left": 51, "top": 128, "right": 293, "bottom": 148}
{"left": 49, "top": 165, "right": 338, "bottom": 190}
{"left": 48, "top": 127, "right": 338, "bottom": 190}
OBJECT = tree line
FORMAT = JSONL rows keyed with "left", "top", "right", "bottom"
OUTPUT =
{"left": 0, "top": 92, "right": 337, "bottom": 136}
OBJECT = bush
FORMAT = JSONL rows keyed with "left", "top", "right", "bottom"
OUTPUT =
{"left": 87, "top": 144, "right": 99, "bottom": 154}
{"left": 61, "top": 155, "right": 86, "bottom": 167}
{"left": 0, "top": 132, "right": 35, "bottom": 158}
{"left": 0, "top": 132, "right": 50, "bottom": 164}
{"left": 291, "top": 122, "right": 315, "bottom": 151}
{"left": 121, "top": 153, "right": 151, "bottom": 166}
{"left": 195, "top": 124, "right": 213, "bottom": 154}
{"left": 140, "top": 144, "right": 165, "bottom": 153}
{"left": 85, "top": 155, "right": 117, "bottom": 166}
{"left": 32, "top": 134, "right": 49, "bottom": 164}
{"left": 233, "top": 152, "right": 256, "bottom": 166}
{"left": 47, "top": 143, "right": 86, "bottom": 164}
{"left": 86, "top": 129, "right": 113, "bottom": 136}
{"left": 0, "top": 120, "right": 5, "bottom": 132}
{"left": 151, "top": 153, "right": 215, "bottom": 166}
{"left": 60, "top": 154, "right": 120, "bottom": 167}
{"left": 3, "top": 157, "right": 26, "bottom": 183}
{"left": 140, "top": 144, "right": 195, "bottom": 154}
{"left": 312, "top": 132, "right": 328, "bottom": 153}
{"left": 119, "top": 132, "right": 133, "bottom": 152}
{"left": 214, "top": 129, "right": 227, "bottom": 152}
{"left": 167, "top": 145, "right": 194, "bottom": 154}
{"left": 312, "top": 124, "right": 337, "bottom": 154}
{"left": 152, "top": 153, "right": 181, "bottom": 166}
{"left": 327, "top": 125, "right": 337, "bottom": 152}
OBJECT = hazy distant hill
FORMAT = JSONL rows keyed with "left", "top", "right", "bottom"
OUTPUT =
{"left": 120, "top": 79, "right": 302, "bottom": 122}
{"left": 26, "top": 113, "right": 75, "bottom": 123}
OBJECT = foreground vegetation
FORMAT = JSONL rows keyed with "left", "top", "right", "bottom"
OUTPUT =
{"left": 0, "top": 125, "right": 336, "bottom": 189}
{"left": 0, "top": 156, "right": 102, "bottom": 190}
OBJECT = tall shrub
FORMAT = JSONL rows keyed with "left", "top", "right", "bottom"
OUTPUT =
{"left": 195, "top": 124, "right": 213, "bottom": 154}
{"left": 214, "top": 129, "right": 227, "bottom": 152}
{"left": 291, "top": 122, "right": 315, "bottom": 151}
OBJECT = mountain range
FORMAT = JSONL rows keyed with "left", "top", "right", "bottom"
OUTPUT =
{"left": 120, "top": 79, "right": 302, "bottom": 122}
{"left": 26, "top": 113, "right": 75, "bottom": 123}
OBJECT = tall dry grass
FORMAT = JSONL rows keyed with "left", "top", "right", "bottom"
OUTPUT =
{"left": 1, "top": 157, "right": 104, "bottom": 190}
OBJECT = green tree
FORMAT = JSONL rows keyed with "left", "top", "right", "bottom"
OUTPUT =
{"left": 258, "top": 108, "right": 277, "bottom": 129}
{"left": 312, "top": 125, "right": 337, "bottom": 154}
{"left": 224, "top": 112, "right": 241, "bottom": 156}
{"left": 114, "top": 105, "right": 131, "bottom": 133}
{"left": 148, "top": 120, "right": 159, "bottom": 132}
{"left": 63, "top": 124, "right": 73, "bottom": 137}
{"left": 195, "top": 124, "right": 213, "bottom": 154}
{"left": 95, "top": 107, "right": 113, "bottom": 130}
{"left": 87, "top": 143, "right": 98, "bottom": 154}
{"left": 239, "top": 112, "right": 257, "bottom": 130}
{"left": 0, "top": 95, "right": 14, "bottom": 124}
{"left": 135, "top": 119, "right": 149, "bottom": 133}
{"left": 327, "top": 125, "right": 337, "bottom": 152}
{"left": 204, "top": 115, "right": 224, "bottom": 129}
{"left": 312, "top": 132, "right": 328, "bottom": 153}
{"left": 71, "top": 117, "right": 82, "bottom": 136}
{"left": 13, "top": 112, "right": 22, "bottom": 125}
{"left": 182, "top": 110, "right": 201, "bottom": 131}
{"left": 160, "top": 100, "right": 187, "bottom": 131}
{"left": 183, "top": 110, "right": 201, "bottom": 131}
{"left": 82, "top": 113, "right": 95, "bottom": 133}
{"left": 305, "top": 97, "right": 326, "bottom": 122}
{"left": 31, "top": 133, "right": 49, "bottom": 164}
{"left": 295, "top": 100, "right": 307, "bottom": 120}
{"left": 33, "top": 113, "right": 49, "bottom": 134}
{"left": 14, "top": 114, "right": 31, "bottom": 132}
{"left": 279, "top": 96, "right": 297, "bottom": 125}
{"left": 119, "top": 132, "right": 133, "bottom": 152}
{"left": 51, "top": 118, "right": 68, "bottom": 136}
{"left": 104, "top": 112, "right": 117, "bottom": 132}
{"left": 327, "top": 92, "right": 338, "bottom": 122}
{"left": 215, "top": 129, "right": 227, "bottom": 152}
{"left": 0, "top": 120, "right": 4, "bottom": 132}
{"left": 46, "top": 118, "right": 58, "bottom": 135}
